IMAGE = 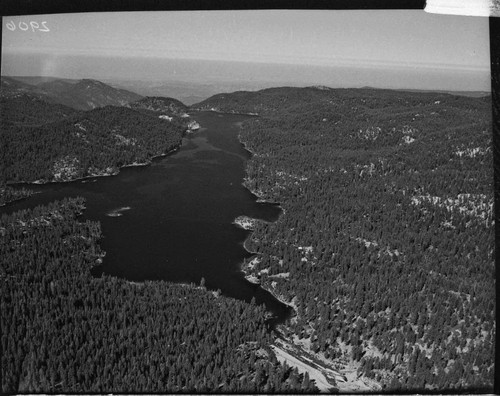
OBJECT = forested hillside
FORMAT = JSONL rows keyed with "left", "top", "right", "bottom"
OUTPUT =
{"left": 0, "top": 94, "right": 77, "bottom": 126}
{"left": 1, "top": 102, "right": 186, "bottom": 184}
{"left": 1, "top": 76, "right": 142, "bottom": 110}
{"left": 195, "top": 87, "right": 495, "bottom": 391}
{"left": 0, "top": 76, "right": 53, "bottom": 101}
{"left": 0, "top": 198, "right": 317, "bottom": 393}
{"left": 0, "top": 184, "right": 35, "bottom": 207}
{"left": 129, "top": 96, "right": 189, "bottom": 115}
{"left": 52, "top": 79, "right": 143, "bottom": 110}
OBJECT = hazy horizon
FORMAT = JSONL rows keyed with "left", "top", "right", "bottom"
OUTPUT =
{"left": 1, "top": 10, "right": 491, "bottom": 92}
{"left": 2, "top": 56, "right": 491, "bottom": 94}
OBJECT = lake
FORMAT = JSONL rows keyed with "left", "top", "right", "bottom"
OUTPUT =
{"left": 1, "top": 111, "right": 292, "bottom": 327}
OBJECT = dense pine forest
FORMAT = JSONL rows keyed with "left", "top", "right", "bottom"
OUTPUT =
{"left": 0, "top": 198, "right": 317, "bottom": 393}
{"left": 0, "top": 93, "right": 188, "bottom": 186}
{"left": 1, "top": 78, "right": 494, "bottom": 392}
{"left": 129, "top": 96, "right": 189, "bottom": 115}
{"left": 194, "top": 86, "right": 495, "bottom": 390}
{"left": 0, "top": 80, "right": 318, "bottom": 393}
{"left": 0, "top": 184, "right": 35, "bottom": 207}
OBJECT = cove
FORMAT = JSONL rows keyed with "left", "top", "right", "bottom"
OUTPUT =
{"left": 1, "top": 111, "right": 292, "bottom": 327}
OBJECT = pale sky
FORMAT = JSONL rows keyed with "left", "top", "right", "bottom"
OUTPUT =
{"left": 1, "top": 10, "right": 491, "bottom": 90}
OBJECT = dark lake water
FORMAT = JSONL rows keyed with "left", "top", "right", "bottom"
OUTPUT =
{"left": 1, "top": 111, "right": 292, "bottom": 326}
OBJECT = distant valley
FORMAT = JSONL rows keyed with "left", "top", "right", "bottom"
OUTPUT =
{"left": 100, "top": 78, "right": 277, "bottom": 106}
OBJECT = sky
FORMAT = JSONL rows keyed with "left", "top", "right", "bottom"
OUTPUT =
{"left": 1, "top": 10, "right": 491, "bottom": 91}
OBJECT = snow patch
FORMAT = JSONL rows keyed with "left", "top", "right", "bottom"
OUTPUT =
{"left": 454, "top": 146, "right": 489, "bottom": 158}
{"left": 411, "top": 193, "right": 493, "bottom": 223}
{"left": 401, "top": 135, "right": 415, "bottom": 144}
{"left": 52, "top": 156, "right": 80, "bottom": 181}
{"left": 269, "top": 272, "right": 290, "bottom": 279}
{"left": 357, "top": 126, "right": 381, "bottom": 141}
{"left": 74, "top": 122, "right": 87, "bottom": 131}
{"left": 355, "top": 237, "right": 379, "bottom": 249}
{"left": 357, "top": 163, "right": 376, "bottom": 177}
{"left": 114, "top": 134, "right": 137, "bottom": 146}
{"left": 276, "top": 170, "right": 308, "bottom": 182}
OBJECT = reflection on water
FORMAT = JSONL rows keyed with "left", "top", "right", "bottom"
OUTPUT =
{"left": 106, "top": 206, "right": 132, "bottom": 217}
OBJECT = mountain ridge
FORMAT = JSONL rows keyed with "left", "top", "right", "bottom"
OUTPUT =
{"left": 1, "top": 76, "right": 142, "bottom": 110}
{"left": 191, "top": 85, "right": 491, "bottom": 116}
{"left": 129, "top": 96, "right": 189, "bottom": 115}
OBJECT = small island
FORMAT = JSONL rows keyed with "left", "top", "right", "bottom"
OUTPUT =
{"left": 186, "top": 120, "right": 201, "bottom": 132}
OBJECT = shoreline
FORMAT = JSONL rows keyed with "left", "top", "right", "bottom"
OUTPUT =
{"left": 6, "top": 145, "right": 182, "bottom": 188}
{"left": 232, "top": 215, "right": 258, "bottom": 231}
{"left": 236, "top": 129, "right": 293, "bottom": 316}
{"left": 0, "top": 190, "right": 41, "bottom": 207}
{"left": 240, "top": 223, "right": 381, "bottom": 393}
{"left": 237, "top": 193, "right": 344, "bottom": 393}
{"left": 235, "top": 123, "right": 381, "bottom": 393}
{"left": 191, "top": 108, "right": 259, "bottom": 117}
{"left": 239, "top": 140, "right": 282, "bottom": 206}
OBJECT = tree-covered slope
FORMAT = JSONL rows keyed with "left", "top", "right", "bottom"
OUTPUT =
{"left": 202, "top": 86, "right": 494, "bottom": 391}
{"left": 129, "top": 96, "right": 189, "bottom": 115}
{"left": 0, "top": 198, "right": 317, "bottom": 393}
{"left": 1, "top": 105, "right": 186, "bottom": 183}
{"left": 192, "top": 87, "right": 322, "bottom": 115}
{"left": 0, "top": 76, "right": 50, "bottom": 100}
{"left": 1, "top": 76, "right": 143, "bottom": 111}
{"left": 54, "top": 79, "right": 143, "bottom": 110}
{"left": 192, "top": 86, "right": 490, "bottom": 118}
{"left": 0, "top": 93, "right": 78, "bottom": 127}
